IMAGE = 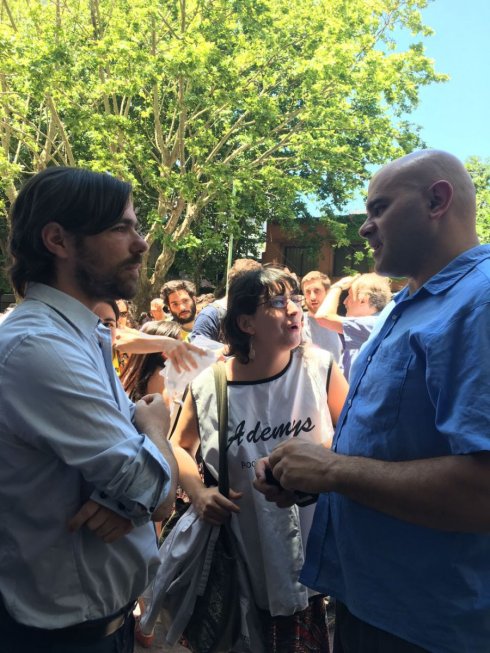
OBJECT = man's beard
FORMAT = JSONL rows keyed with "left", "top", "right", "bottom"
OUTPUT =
{"left": 74, "top": 241, "right": 141, "bottom": 301}
{"left": 171, "top": 303, "right": 196, "bottom": 325}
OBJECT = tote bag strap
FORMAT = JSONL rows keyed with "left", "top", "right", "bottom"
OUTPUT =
{"left": 212, "top": 361, "right": 229, "bottom": 498}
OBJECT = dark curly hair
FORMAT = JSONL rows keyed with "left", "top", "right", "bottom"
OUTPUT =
{"left": 9, "top": 167, "right": 131, "bottom": 297}
{"left": 223, "top": 266, "right": 300, "bottom": 364}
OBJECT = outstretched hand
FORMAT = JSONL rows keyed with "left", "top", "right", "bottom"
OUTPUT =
{"left": 161, "top": 338, "right": 206, "bottom": 374}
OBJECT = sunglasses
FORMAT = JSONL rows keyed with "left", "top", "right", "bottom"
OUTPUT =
{"left": 258, "top": 294, "right": 303, "bottom": 309}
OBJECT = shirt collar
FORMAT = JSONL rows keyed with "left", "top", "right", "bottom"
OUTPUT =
{"left": 395, "top": 245, "right": 490, "bottom": 303}
{"left": 25, "top": 283, "right": 100, "bottom": 337}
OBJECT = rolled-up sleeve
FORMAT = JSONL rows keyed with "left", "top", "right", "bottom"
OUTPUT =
{"left": 1, "top": 331, "right": 171, "bottom": 525}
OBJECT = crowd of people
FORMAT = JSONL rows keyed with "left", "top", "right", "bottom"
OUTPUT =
{"left": 0, "top": 149, "right": 489, "bottom": 653}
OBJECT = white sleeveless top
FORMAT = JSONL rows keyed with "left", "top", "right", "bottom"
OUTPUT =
{"left": 191, "top": 346, "right": 334, "bottom": 616}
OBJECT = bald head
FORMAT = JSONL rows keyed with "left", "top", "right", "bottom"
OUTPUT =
{"left": 370, "top": 150, "right": 476, "bottom": 222}
{"left": 362, "top": 150, "right": 480, "bottom": 291}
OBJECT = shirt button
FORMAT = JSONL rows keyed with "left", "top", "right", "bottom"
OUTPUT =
{"left": 348, "top": 399, "right": 352, "bottom": 406}
{"left": 367, "top": 355, "right": 372, "bottom": 362}
{"left": 392, "top": 314, "right": 398, "bottom": 320}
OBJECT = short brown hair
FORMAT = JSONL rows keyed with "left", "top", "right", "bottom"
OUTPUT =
{"left": 301, "top": 271, "right": 331, "bottom": 292}
{"left": 227, "top": 259, "right": 262, "bottom": 285}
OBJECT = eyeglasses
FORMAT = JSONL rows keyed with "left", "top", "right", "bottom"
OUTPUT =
{"left": 258, "top": 294, "right": 303, "bottom": 309}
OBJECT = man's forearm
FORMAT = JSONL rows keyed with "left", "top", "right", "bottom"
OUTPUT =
{"left": 115, "top": 333, "right": 168, "bottom": 354}
{"left": 149, "top": 436, "right": 179, "bottom": 521}
{"left": 315, "top": 285, "right": 343, "bottom": 318}
{"left": 325, "top": 451, "right": 490, "bottom": 532}
{"left": 272, "top": 441, "right": 490, "bottom": 532}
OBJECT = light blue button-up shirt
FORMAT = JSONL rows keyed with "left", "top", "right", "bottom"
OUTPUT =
{"left": 302, "top": 245, "right": 490, "bottom": 653}
{"left": 0, "top": 284, "right": 171, "bottom": 627}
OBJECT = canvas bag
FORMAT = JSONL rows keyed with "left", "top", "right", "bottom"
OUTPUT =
{"left": 140, "top": 362, "right": 264, "bottom": 653}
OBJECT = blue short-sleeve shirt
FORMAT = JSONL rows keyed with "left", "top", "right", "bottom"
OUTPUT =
{"left": 301, "top": 245, "right": 490, "bottom": 653}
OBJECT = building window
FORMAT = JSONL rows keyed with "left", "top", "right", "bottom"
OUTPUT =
{"left": 283, "top": 246, "right": 317, "bottom": 276}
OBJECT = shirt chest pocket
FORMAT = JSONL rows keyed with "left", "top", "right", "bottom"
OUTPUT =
{"left": 353, "top": 347, "right": 413, "bottom": 435}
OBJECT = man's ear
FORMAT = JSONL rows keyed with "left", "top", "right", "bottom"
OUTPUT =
{"left": 41, "top": 222, "right": 71, "bottom": 259}
{"left": 237, "top": 314, "right": 256, "bottom": 336}
{"left": 427, "top": 180, "right": 453, "bottom": 217}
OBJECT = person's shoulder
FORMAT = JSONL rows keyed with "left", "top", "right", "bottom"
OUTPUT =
{"left": 298, "top": 343, "right": 332, "bottom": 367}
{"left": 472, "top": 256, "right": 490, "bottom": 291}
{"left": 0, "top": 305, "right": 89, "bottom": 371}
{"left": 190, "top": 362, "right": 216, "bottom": 397}
{"left": 194, "top": 304, "right": 219, "bottom": 323}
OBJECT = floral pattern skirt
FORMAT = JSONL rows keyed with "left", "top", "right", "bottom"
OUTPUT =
{"left": 260, "top": 595, "right": 330, "bottom": 653}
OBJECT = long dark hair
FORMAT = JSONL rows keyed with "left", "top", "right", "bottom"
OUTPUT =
{"left": 9, "top": 167, "right": 131, "bottom": 296}
{"left": 223, "top": 266, "right": 300, "bottom": 364}
{"left": 120, "top": 320, "right": 181, "bottom": 402}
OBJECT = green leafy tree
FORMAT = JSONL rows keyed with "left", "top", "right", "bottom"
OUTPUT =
{"left": 1, "top": 0, "right": 445, "bottom": 307}
{"left": 466, "top": 156, "right": 490, "bottom": 244}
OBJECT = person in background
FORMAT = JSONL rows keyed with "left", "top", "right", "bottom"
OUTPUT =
{"left": 93, "top": 299, "right": 122, "bottom": 374}
{"left": 190, "top": 258, "right": 261, "bottom": 343}
{"left": 116, "top": 298, "right": 131, "bottom": 328}
{"left": 300, "top": 271, "right": 342, "bottom": 363}
{"left": 195, "top": 292, "right": 215, "bottom": 315}
{"left": 256, "top": 150, "right": 490, "bottom": 653}
{"left": 172, "top": 266, "right": 348, "bottom": 653}
{"left": 0, "top": 166, "right": 177, "bottom": 653}
{"left": 120, "top": 320, "right": 181, "bottom": 402}
{"left": 150, "top": 298, "right": 165, "bottom": 321}
{"left": 161, "top": 279, "right": 197, "bottom": 341}
{"left": 314, "top": 273, "right": 391, "bottom": 379}
{"left": 119, "top": 317, "right": 183, "bottom": 649}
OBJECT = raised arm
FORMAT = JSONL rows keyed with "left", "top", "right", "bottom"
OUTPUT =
{"left": 315, "top": 276, "right": 357, "bottom": 333}
{"left": 115, "top": 328, "right": 205, "bottom": 372}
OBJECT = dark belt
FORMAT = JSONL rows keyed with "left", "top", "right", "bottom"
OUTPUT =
{"left": 0, "top": 597, "right": 136, "bottom": 644}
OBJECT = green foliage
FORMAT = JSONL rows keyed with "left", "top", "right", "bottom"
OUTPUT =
{"left": 466, "top": 156, "right": 490, "bottom": 244}
{"left": 0, "top": 0, "right": 446, "bottom": 301}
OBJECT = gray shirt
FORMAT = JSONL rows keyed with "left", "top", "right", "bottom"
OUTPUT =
{"left": 0, "top": 283, "right": 171, "bottom": 627}
{"left": 302, "top": 313, "right": 342, "bottom": 363}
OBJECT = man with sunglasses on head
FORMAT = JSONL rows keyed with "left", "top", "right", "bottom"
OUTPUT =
{"left": 0, "top": 167, "right": 178, "bottom": 653}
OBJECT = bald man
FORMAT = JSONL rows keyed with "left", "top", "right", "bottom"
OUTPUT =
{"left": 255, "top": 151, "right": 490, "bottom": 652}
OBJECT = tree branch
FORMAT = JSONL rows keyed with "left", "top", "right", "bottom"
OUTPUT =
{"left": 45, "top": 94, "right": 75, "bottom": 166}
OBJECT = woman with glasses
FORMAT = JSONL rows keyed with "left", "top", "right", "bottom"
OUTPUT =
{"left": 171, "top": 266, "right": 348, "bottom": 652}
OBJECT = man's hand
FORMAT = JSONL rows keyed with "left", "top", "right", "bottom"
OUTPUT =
{"left": 192, "top": 486, "right": 243, "bottom": 526}
{"left": 68, "top": 500, "right": 133, "bottom": 543}
{"left": 134, "top": 393, "right": 170, "bottom": 440}
{"left": 330, "top": 275, "right": 359, "bottom": 292}
{"left": 253, "top": 457, "right": 297, "bottom": 508}
{"left": 268, "top": 440, "right": 335, "bottom": 495}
